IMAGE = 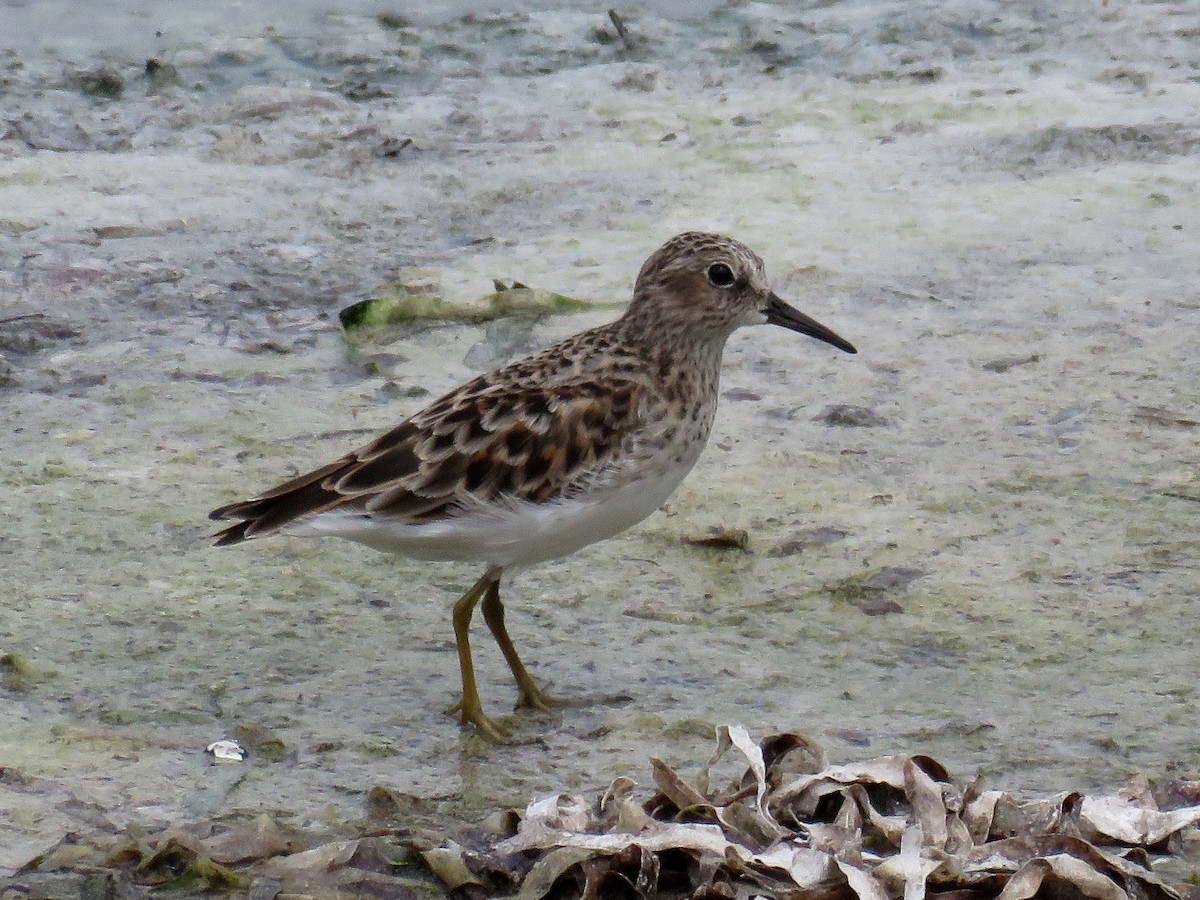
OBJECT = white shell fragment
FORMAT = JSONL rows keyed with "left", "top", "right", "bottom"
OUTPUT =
{"left": 206, "top": 739, "right": 248, "bottom": 761}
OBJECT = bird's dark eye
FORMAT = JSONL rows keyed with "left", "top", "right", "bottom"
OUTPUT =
{"left": 707, "top": 263, "right": 735, "bottom": 287}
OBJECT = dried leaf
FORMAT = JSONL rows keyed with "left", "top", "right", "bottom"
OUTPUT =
{"left": 997, "top": 854, "right": 1126, "bottom": 900}
{"left": 962, "top": 780, "right": 1004, "bottom": 843}
{"left": 988, "top": 791, "right": 1081, "bottom": 839}
{"left": 203, "top": 816, "right": 289, "bottom": 864}
{"left": 848, "top": 783, "right": 907, "bottom": 846}
{"left": 523, "top": 793, "right": 592, "bottom": 834}
{"left": 725, "top": 723, "right": 776, "bottom": 829}
{"left": 650, "top": 756, "right": 712, "bottom": 814}
{"left": 761, "top": 731, "right": 829, "bottom": 784}
{"left": 262, "top": 838, "right": 360, "bottom": 875}
{"left": 836, "top": 857, "right": 892, "bottom": 900}
{"left": 498, "top": 818, "right": 731, "bottom": 858}
{"left": 905, "top": 757, "right": 949, "bottom": 848}
{"left": 601, "top": 777, "right": 652, "bottom": 833}
{"left": 1118, "top": 773, "right": 1157, "bottom": 807}
{"left": 1080, "top": 796, "right": 1200, "bottom": 846}
{"left": 513, "top": 846, "right": 595, "bottom": 900}
{"left": 420, "top": 844, "right": 484, "bottom": 890}
{"left": 136, "top": 832, "right": 205, "bottom": 875}
{"left": 158, "top": 854, "right": 248, "bottom": 892}
{"left": 683, "top": 527, "right": 750, "bottom": 551}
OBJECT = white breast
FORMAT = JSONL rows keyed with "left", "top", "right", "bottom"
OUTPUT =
{"left": 294, "top": 457, "right": 696, "bottom": 571}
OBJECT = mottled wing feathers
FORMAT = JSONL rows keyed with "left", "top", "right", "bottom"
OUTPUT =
{"left": 209, "top": 373, "right": 645, "bottom": 545}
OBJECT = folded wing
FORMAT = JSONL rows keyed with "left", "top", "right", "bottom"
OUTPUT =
{"left": 209, "top": 373, "right": 644, "bottom": 546}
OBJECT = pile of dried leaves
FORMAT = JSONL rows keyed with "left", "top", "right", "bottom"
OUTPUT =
{"left": 10, "top": 727, "right": 1200, "bottom": 898}
{"left": 424, "top": 726, "right": 1200, "bottom": 899}
{"left": 10, "top": 811, "right": 442, "bottom": 898}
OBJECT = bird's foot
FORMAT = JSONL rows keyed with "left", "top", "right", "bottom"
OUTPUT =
{"left": 512, "top": 679, "right": 627, "bottom": 712}
{"left": 443, "top": 698, "right": 510, "bottom": 743}
{"left": 514, "top": 681, "right": 571, "bottom": 712}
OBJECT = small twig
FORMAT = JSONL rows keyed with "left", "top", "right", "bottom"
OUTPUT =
{"left": 0, "top": 313, "right": 48, "bottom": 326}
{"left": 608, "top": 9, "right": 635, "bottom": 50}
{"left": 1162, "top": 491, "right": 1200, "bottom": 504}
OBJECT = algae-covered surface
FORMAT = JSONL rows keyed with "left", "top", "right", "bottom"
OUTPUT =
{"left": 2, "top": 0, "right": 1198, "bottom": 891}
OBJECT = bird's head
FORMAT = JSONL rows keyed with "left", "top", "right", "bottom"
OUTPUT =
{"left": 627, "top": 231, "right": 856, "bottom": 354}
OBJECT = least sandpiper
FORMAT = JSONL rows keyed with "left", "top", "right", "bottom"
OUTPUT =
{"left": 210, "top": 232, "right": 855, "bottom": 739}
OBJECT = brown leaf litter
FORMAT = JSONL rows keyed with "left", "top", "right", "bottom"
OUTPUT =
{"left": 8, "top": 727, "right": 1200, "bottom": 898}
{"left": 427, "top": 726, "right": 1200, "bottom": 899}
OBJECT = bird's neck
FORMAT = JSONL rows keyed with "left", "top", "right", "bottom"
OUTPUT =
{"left": 612, "top": 316, "right": 728, "bottom": 429}
{"left": 616, "top": 310, "right": 733, "bottom": 379}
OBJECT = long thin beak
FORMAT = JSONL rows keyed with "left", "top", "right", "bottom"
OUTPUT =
{"left": 765, "top": 293, "right": 856, "bottom": 354}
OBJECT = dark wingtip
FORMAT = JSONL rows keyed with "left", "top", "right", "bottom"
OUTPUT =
{"left": 209, "top": 500, "right": 257, "bottom": 545}
{"left": 211, "top": 520, "right": 252, "bottom": 547}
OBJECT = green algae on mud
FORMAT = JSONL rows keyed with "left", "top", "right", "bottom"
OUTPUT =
{"left": 339, "top": 272, "right": 593, "bottom": 341}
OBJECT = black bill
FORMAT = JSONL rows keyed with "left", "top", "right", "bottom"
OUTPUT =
{"left": 765, "top": 293, "right": 856, "bottom": 354}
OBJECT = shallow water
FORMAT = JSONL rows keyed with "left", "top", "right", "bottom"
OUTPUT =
{"left": 2, "top": 0, "right": 1198, "bottom": 880}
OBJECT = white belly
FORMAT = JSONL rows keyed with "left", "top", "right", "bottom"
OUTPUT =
{"left": 295, "top": 461, "right": 694, "bottom": 571}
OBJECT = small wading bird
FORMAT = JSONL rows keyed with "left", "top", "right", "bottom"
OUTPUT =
{"left": 210, "top": 232, "right": 856, "bottom": 740}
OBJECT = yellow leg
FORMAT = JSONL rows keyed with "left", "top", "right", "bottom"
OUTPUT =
{"left": 480, "top": 579, "right": 564, "bottom": 711}
{"left": 445, "top": 571, "right": 508, "bottom": 741}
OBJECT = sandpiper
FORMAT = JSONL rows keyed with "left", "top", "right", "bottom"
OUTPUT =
{"left": 210, "top": 232, "right": 856, "bottom": 739}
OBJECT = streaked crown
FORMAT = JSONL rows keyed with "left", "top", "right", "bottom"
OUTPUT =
{"left": 623, "top": 232, "right": 774, "bottom": 337}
